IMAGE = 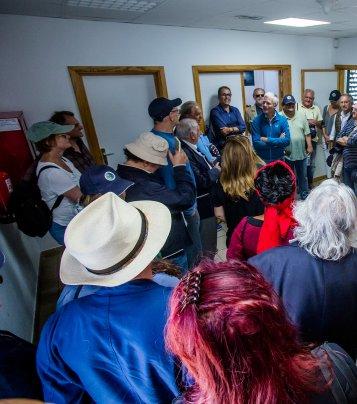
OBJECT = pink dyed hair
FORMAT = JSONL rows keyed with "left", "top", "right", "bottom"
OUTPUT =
{"left": 166, "top": 260, "right": 328, "bottom": 404}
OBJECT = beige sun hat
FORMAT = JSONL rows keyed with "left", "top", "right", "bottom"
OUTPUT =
{"left": 60, "top": 192, "right": 171, "bottom": 287}
{"left": 125, "top": 132, "right": 169, "bottom": 166}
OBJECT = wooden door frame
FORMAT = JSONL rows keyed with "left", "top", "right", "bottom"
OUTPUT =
{"left": 68, "top": 66, "right": 168, "bottom": 163}
{"left": 192, "top": 64, "right": 292, "bottom": 130}
{"left": 301, "top": 68, "right": 342, "bottom": 99}
{"left": 334, "top": 65, "right": 357, "bottom": 94}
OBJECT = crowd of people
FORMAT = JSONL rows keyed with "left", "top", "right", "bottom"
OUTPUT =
{"left": 3, "top": 86, "right": 357, "bottom": 402}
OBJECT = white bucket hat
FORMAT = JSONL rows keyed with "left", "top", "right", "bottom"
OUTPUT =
{"left": 125, "top": 132, "right": 169, "bottom": 166}
{"left": 60, "top": 192, "right": 171, "bottom": 287}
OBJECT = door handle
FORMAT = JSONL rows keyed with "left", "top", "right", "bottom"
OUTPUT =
{"left": 100, "top": 148, "right": 114, "bottom": 165}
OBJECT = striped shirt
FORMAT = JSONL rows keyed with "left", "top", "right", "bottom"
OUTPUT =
{"left": 343, "top": 126, "right": 357, "bottom": 169}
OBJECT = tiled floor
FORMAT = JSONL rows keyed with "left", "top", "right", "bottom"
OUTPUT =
{"left": 215, "top": 223, "right": 228, "bottom": 262}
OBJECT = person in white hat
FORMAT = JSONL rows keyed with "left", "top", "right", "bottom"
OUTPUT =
{"left": 36, "top": 192, "right": 180, "bottom": 403}
{"left": 117, "top": 131, "right": 196, "bottom": 273}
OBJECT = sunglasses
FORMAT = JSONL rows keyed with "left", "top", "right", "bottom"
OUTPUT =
{"left": 255, "top": 94, "right": 265, "bottom": 98}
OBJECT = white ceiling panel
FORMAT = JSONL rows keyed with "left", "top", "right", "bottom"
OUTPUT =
{"left": 1, "top": 0, "right": 357, "bottom": 38}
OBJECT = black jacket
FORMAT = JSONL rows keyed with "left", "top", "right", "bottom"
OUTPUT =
{"left": 181, "top": 141, "right": 219, "bottom": 219}
{"left": 117, "top": 164, "right": 195, "bottom": 258}
{"left": 249, "top": 242, "right": 357, "bottom": 359}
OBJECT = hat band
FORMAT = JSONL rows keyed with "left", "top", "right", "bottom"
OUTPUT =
{"left": 86, "top": 209, "right": 148, "bottom": 276}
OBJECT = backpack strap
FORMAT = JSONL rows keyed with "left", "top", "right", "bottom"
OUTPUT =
{"left": 315, "top": 343, "right": 357, "bottom": 403}
{"left": 37, "top": 165, "right": 64, "bottom": 212}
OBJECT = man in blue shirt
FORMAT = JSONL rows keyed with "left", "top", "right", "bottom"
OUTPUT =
{"left": 210, "top": 85, "right": 246, "bottom": 150}
{"left": 36, "top": 193, "right": 180, "bottom": 403}
{"left": 252, "top": 92, "right": 291, "bottom": 163}
{"left": 148, "top": 97, "right": 201, "bottom": 268}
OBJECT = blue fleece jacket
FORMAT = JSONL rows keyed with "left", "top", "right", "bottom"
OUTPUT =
{"left": 251, "top": 112, "right": 290, "bottom": 162}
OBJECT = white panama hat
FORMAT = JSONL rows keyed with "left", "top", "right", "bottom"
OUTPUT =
{"left": 60, "top": 192, "right": 171, "bottom": 287}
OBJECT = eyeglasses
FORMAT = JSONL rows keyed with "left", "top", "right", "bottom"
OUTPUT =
{"left": 221, "top": 93, "right": 232, "bottom": 97}
{"left": 255, "top": 94, "right": 265, "bottom": 98}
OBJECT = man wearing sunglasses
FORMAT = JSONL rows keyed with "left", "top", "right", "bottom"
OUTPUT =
{"left": 245, "top": 88, "right": 265, "bottom": 134}
{"left": 209, "top": 86, "right": 246, "bottom": 150}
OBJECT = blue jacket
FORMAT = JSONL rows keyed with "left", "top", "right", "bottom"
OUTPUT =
{"left": 249, "top": 243, "right": 357, "bottom": 359}
{"left": 251, "top": 112, "right": 290, "bottom": 162}
{"left": 37, "top": 280, "right": 180, "bottom": 403}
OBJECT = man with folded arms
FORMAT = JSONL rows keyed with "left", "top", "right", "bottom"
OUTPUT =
{"left": 36, "top": 193, "right": 180, "bottom": 403}
{"left": 281, "top": 94, "right": 313, "bottom": 200}
{"left": 210, "top": 85, "right": 246, "bottom": 150}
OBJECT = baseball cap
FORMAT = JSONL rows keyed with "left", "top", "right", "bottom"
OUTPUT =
{"left": 329, "top": 90, "right": 341, "bottom": 101}
{"left": 282, "top": 95, "right": 296, "bottom": 105}
{"left": 125, "top": 132, "right": 169, "bottom": 166}
{"left": 148, "top": 97, "right": 182, "bottom": 121}
{"left": 80, "top": 165, "right": 134, "bottom": 196}
{"left": 27, "top": 121, "right": 74, "bottom": 143}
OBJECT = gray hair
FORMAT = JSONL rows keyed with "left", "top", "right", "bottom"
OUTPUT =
{"left": 175, "top": 118, "right": 198, "bottom": 140}
{"left": 292, "top": 179, "right": 357, "bottom": 260}
{"left": 180, "top": 101, "right": 197, "bottom": 119}
{"left": 340, "top": 93, "right": 354, "bottom": 104}
{"left": 304, "top": 88, "right": 315, "bottom": 97}
{"left": 264, "top": 91, "right": 278, "bottom": 107}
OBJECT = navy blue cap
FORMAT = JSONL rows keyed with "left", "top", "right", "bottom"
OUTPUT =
{"left": 148, "top": 97, "right": 182, "bottom": 121}
{"left": 282, "top": 94, "right": 296, "bottom": 105}
{"left": 80, "top": 165, "right": 134, "bottom": 196}
{"left": 329, "top": 90, "right": 341, "bottom": 101}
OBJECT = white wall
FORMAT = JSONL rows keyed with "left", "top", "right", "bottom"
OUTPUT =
{"left": 0, "top": 14, "right": 334, "bottom": 127}
{"left": 333, "top": 37, "right": 357, "bottom": 65}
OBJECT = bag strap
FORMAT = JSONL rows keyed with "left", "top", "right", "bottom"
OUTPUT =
{"left": 37, "top": 165, "right": 64, "bottom": 212}
{"left": 313, "top": 344, "right": 347, "bottom": 403}
{"left": 323, "top": 343, "right": 357, "bottom": 393}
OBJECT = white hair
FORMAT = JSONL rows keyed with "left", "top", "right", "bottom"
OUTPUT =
{"left": 175, "top": 118, "right": 198, "bottom": 140}
{"left": 264, "top": 91, "right": 278, "bottom": 107}
{"left": 292, "top": 179, "right": 357, "bottom": 261}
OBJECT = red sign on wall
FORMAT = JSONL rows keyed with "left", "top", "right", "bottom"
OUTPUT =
{"left": 0, "top": 111, "right": 34, "bottom": 186}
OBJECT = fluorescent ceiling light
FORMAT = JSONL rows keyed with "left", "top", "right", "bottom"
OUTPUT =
{"left": 264, "top": 18, "right": 330, "bottom": 27}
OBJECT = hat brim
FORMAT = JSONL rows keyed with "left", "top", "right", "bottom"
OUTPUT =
{"left": 125, "top": 143, "right": 168, "bottom": 166}
{"left": 60, "top": 200, "right": 171, "bottom": 287}
{"left": 107, "top": 179, "right": 134, "bottom": 195}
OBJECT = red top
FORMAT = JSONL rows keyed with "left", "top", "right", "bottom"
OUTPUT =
{"left": 227, "top": 216, "right": 294, "bottom": 262}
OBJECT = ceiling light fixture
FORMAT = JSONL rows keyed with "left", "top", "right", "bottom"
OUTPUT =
{"left": 264, "top": 18, "right": 330, "bottom": 27}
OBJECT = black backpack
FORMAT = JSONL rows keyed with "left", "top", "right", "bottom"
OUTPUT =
{"left": 10, "top": 165, "right": 64, "bottom": 237}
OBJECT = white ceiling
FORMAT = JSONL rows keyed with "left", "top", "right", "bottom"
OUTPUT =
{"left": 1, "top": 0, "right": 357, "bottom": 38}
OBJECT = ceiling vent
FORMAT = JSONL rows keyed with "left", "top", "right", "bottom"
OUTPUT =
{"left": 234, "top": 15, "right": 263, "bottom": 21}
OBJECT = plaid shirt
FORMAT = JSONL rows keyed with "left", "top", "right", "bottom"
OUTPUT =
{"left": 63, "top": 138, "right": 95, "bottom": 173}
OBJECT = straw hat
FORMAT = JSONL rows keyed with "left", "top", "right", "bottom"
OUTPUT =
{"left": 60, "top": 192, "right": 171, "bottom": 286}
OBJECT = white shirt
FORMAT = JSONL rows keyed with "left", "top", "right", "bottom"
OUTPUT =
{"left": 36, "top": 157, "right": 82, "bottom": 226}
{"left": 330, "top": 111, "right": 352, "bottom": 141}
